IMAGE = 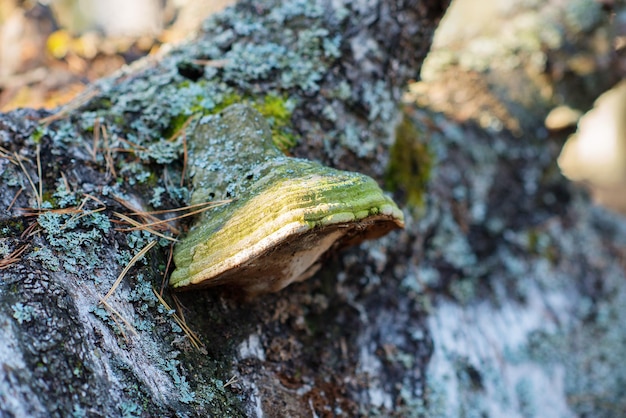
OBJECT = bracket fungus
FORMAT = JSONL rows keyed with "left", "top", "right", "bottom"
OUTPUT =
{"left": 169, "top": 104, "right": 404, "bottom": 297}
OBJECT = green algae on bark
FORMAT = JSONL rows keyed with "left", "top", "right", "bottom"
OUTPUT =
{"left": 170, "top": 105, "right": 404, "bottom": 296}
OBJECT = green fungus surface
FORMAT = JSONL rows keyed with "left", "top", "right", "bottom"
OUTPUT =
{"left": 170, "top": 105, "right": 404, "bottom": 296}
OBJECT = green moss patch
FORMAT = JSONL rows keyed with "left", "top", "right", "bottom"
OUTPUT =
{"left": 386, "top": 114, "right": 434, "bottom": 208}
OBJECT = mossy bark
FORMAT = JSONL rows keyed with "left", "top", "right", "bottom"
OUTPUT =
{"left": 1, "top": 0, "right": 625, "bottom": 417}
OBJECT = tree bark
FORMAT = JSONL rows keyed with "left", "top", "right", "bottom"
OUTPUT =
{"left": 1, "top": 0, "right": 624, "bottom": 417}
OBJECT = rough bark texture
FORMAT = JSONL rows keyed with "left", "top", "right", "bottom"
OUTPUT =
{"left": 1, "top": 0, "right": 625, "bottom": 417}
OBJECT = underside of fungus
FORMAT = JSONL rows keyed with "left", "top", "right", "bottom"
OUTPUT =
{"left": 169, "top": 104, "right": 404, "bottom": 297}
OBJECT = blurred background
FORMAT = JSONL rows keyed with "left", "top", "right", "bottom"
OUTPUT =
{"left": 0, "top": 0, "right": 234, "bottom": 110}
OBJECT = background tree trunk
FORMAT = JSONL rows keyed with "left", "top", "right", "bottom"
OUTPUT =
{"left": 1, "top": 0, "right": 625, "bottom": 417}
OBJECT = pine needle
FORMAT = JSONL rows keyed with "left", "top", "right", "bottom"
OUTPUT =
{"left": 60, "top": 196, "right": 106, "bottom": 229}
{"left": 62, "top": 207, "right": 107, "bottom": 230}
{"left": 82, "top": 193, "right": 106, "bottom": 207}
{"left": 100, "top": 299, "right": 137, "bottom": 339}
{"left": 152, "top": 288, "right": 202, "bottom": 349}
{"left": 113, "top": 212, "right": 178, "bottom": 242}
{"left": 7, "top": 188, "right": 23, "bottom": 212}
{"left": 160, "top": 242, "right": 175, "bottom": 295}
{"left": 0, "top": 146, "right": 18, "bottom": 164}
{"left": 223, "top": 375, "right": 239, "bottom": 388}
{"left": 116, "top": 203, "right": 225, "bottom": 232}
{"left": 112, "top": 197, "right": 231, "bottom": 241}
{"left": 164, "top": 115, "right": 194, "bottom": 187}
{"left": 14, "top": 152, "right": 41, "bottom": 209}
{"left": 60, "top": 171, "right": 71, "bottom": 192}
{"left": 89, "top": 118, "right": 100, "bottom": 162}
{"left": 113, "top": 196, "right": 162, "bottom": 224}
{"left": 117, "top": 136, "right": 148, "bottom": 153}
{"left": 20, "top": 206, "right": 83, "bottom": 217}
{"left": 18, "top": 195, "right": 106, "bottom": 219}
{"left": 20, "top": 220, "right": 39, "bottom": 239}
{"left": 101, "top": 124, "right": 117, "bottom": 179}
{"left": 100, "top": 240, "right": 157, "bottom": 303}
{"left": 36, "top": 144, "right": 42, "bottom": 205}
{"left": 125, "top": 199, "right": 232, "bottom": 215}
{"left": 168, "top": 115, "right": 195, "bottom": 142}
{"left": 191, "top": 59, "right": 229, "bottom": 68}
{"left": 0, "top": 244, "right": 30, "bottom": 270}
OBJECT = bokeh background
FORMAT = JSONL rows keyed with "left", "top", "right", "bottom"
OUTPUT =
{"left": 0, "top": 0, "right": 234, "bottom": 110}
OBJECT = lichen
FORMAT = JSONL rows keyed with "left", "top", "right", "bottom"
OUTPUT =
{"left": 37, "top": 210, "right": 110, "bottom": 274}
{"left": 28, "top": 246, "right": 61, "bottom": 271}
{"left": 11, "top": 302, "right": 35, "bottom": 324}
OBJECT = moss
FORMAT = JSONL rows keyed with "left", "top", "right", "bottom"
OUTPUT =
{"left": 165, "top": 90, "right": 297, "bottom": 165}
{"left": 252, "top": 93, "right": 297, "bottom": 152}
{"left": 164, "top": 113, "right": 193, "bottom": 139}
{"left": 31, "top": 126, "right": 45, "bottom": 143}
{"left": 0, "top": 219, "right": 24, "bottom": 237}
{"left": 211, "top": 92, "right": 244, "bottom": 114}
{"left": 525, "top": 229, "right": 558, "bottom": 263}
{"left": 386, "top": 114, "right": 434, "bottom": 209}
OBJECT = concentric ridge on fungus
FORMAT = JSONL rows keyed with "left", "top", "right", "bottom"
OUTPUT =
{"left": 170, "top": 104, "right": 404, "bottom": 296}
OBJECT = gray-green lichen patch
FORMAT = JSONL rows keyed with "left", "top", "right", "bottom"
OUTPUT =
{"left": 170, "top": 105, "right": 403, "bottom": 296}
{"left": 0, "top": 106, "right": 246, "bottom": 415}
{"left": 36, "top": 210, "right": 110, "bottom": 274}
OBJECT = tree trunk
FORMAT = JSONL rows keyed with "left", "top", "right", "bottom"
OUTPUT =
{"left": 1, "top": 0, "right": 624, "bottom": 417}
